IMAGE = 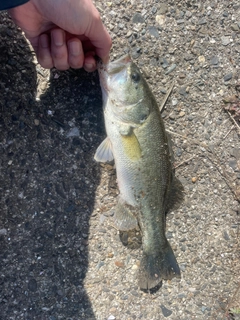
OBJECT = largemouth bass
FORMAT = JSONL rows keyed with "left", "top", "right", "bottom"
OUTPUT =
{"left": 95, "top": 54, "right": 182, "bottom": 290}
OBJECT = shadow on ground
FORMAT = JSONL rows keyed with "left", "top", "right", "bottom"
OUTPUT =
{"left": 0, "top": 13, "right": 104, "bottom": 320}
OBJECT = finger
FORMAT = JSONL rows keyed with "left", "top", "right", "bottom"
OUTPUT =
{"left": 37, "top": 34, "right": 54, "bottom": 69}
{"left": 51, "top": 29, "right": 69, "bottom": 70}
{"left": 83, "top": 52, "right": 97, "bottom": 72}
{"left": 67, "top": 38, "right": 84, "bottom": 69}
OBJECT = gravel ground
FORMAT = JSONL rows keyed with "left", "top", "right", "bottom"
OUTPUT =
{"left": 0, "top": 0, "right": 240, "bottom": 319}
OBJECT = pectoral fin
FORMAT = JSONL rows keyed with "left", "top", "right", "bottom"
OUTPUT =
{"left": 121, "top": 132, "right": 142, "bottom": 161}
{"left": 94, "top": 137, "right": 114, "bottom": 162}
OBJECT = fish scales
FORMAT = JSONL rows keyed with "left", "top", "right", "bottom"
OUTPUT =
{"left": 95, "top": 54, "right": 183, "bottom": 290}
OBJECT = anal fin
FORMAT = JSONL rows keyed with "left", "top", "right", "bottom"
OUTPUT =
{"left": 113, "top": 199, "right": 138, "bottom": 231}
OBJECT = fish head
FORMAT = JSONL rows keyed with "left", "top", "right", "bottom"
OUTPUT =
{"left": 98, "top": 54, "right": 152, "bottom": 125}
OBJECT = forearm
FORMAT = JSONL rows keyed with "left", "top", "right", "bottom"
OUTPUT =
{"left": 0, "top": 0, "right": 29, "bottom": 10}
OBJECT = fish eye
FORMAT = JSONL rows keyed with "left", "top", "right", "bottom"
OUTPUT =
{"left": 131, "top": 72, "right": 140, "bottom": 82}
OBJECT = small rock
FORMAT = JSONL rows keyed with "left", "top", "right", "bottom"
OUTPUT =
{"left": 223, "top": 231, "right": 230, "bottom": 241}
{"left": 160, "top": 305, "right": 172, "bottom": 317}
{"left": 157, "top": 3, "right": 168, "bottom": 14}
{"left": 223, "top": 11, "right": 228, "bottom": 17}
{"left": 115, "top": 260, "right": 125, "bottom": 268}
{"left": 229, "top": 157, "right": 237, "bottom": 170}
{"left": 224, "top": 73, "right": 232, "bottom": 82}
{"left": 221, "top": 36, "right": 231, "bottom": 46}
{"left": 0, "top": 228, "right": 7, "bottom": 236}
{"left": 96, "top": 261, "right": 105, "bottom": 270}
{"left": 169, "top": 114, "right": 176, "bottom": 120}
{"left": 210, "top": 56, "right": 219, "bottom": 65}
{"left": 198, "top": 18, "right": 207, "bottom": 25}
{"left": 165, "top": 64, "right": 176, "bottom": 75}
{"left": 152, "top": 6, "right": 157, "bottom": 14}
{"left": 231, "top": 23, "right": 239, "bottom": 31}
{"left": 178, "top": 293, "right": 186, "bottom": 299}
{"left": 176, "top": 148, "right": 183, "bottom": 157}
{"left": 171, "top": 98, "right": 178, "bottom": 106}
{"left": 185, "top": 10, "right": 192, "bottom": 19}
{"left": 156, "top": 15, "right": 166, "bottom": 25}
{"left": 179, "top": 87, "right": 188, "bottom": 96}
{"left": 198, "top": 55, "right": 205, "bottom": 63}
{"left": 179, "top": 72, "right": 186, "bottom": 78}
{"left": 160, "top": 87, "right": 167, "bottom": 94}
{"left": 108, "top": 316, "right": 116, "bottom": 320}
{"left": 34, "top": 119, "right": 40, "bottom": 126}
{"left": 192, "top": 177, "right": 198, "bottom": 183}
{"left": 177, "top": 19, "right": 185, "bottom": 24}
{"left": 148, "top": 26, "right": 159, "bottom": 38}
{"left": 179, "top": 111, "right": 185, "bottom": 117}
{"left": 131, "top": 47, "right": 142, "bottom": 59}
{"left": 132, "top": 13, "right": 144, "bottom": 24}
{"left": 160, "top": 57, "right": 169, "bottom": 69}
{"left": 28, "top": 278, "right": 38, "bottom": 292}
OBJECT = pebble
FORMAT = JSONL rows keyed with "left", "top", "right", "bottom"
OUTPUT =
{"left": 185, "top": 10, "right": 192, "bottom": 19}
{"left": 210, "top": 56, "right": 219, "bottom": 65}
{"left": 148, "top": 26, "right": 159, "bottom": 38}
{"left": 179, "top": 87, "right": 188, "bottom": 96}
{"left": 229, "top": 158, "right": 237, "bottom": 170}
{"left": 132, "top": 13, "right": 144, "bottom": 24}
{"left": 179, "top": 72, "right": 186, "bottom": 79}
{"left": 156, "top": 15, "right": 166, "bottom": 25}
{"left": 159, "top": 87, "right": 167, "bottom": 94}
{"left": 115, "top": 260, "right": 125, "bottom": 268}
{"left": 157, "top": 3, "right": 168, "bottom": 14}
{"left": 160, "top": 58, "right": 169, "bottom": 69}
{"left": 179, "top": 111, "right": 185, "bottom": 117}
{"left": 0, "top": 228, "right": 7, "bottom": 236}
{"left": 224, "top": 73, "right": 233, "bottom": 82}
{"left": 172, "top": 98, "right": 178, "bottom": 106}
{"left": 28, "top": 278, "right": 38, "bottom": 292}
{"left": 223, "top": 231, "right": 230, "bottom": 241}
{"left": 192, "top": 177, "right": 198, "bottom": 183}
{"left": 198, "top": 55, "right": 205, "bottom": 63}
{"left": 221, "top": 36, "right": 231, "bottom": 46}
{"left": 165, "top": 64, "right": 176, "bottom": 75}
{"left": 198, "top": 18, "right": 207, "bottom": 25}
{"left": 108, "top": 315, "right": 116, "bottom": 320}
{"left": 152, "top": 6, "right": 157, "bottom": 14}
{"left": 176, "top": 148, "right": 183, "bottom": 157}
{"left": 96, "top": 261, "right": 105, "bottom": 270}
{"left": 231, "top": 23, "right": 239, "bottom": 31}
{"left": 131, "top": 47, "right": 142, "bottom": 59}
{"left": 160, "top": 305, "right": 172, "bottom": 317}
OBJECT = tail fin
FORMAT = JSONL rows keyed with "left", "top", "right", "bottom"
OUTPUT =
{"left": 138, "top": 242, "right": 181, "bottom": 290}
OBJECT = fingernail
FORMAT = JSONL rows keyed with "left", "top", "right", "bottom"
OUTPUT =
{"left": 52, "top": 29, "right": 64, "bottom": 46}
{"left": 84, "top": 62, "right": 95, "bottom": 72}
{"left": 69, "top": 41, "right": 80, "bottom": 56}
{"left": 40, "top": 34, "right": 49, "bottom": 48}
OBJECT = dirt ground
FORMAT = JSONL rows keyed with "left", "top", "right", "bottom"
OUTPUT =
{"left": 0, "top": 1, "right": 240, "bottom": 319}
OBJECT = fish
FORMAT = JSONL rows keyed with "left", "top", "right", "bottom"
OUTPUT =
{"left": 94, "top": 54, "right": 183, "bottom": 290}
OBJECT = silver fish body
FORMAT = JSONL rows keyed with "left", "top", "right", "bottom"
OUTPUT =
{"left": 95, "top": 55, "right": 182, "bottom": 290}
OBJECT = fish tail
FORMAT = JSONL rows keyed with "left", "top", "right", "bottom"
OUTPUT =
{"left": 138, "top": 242, "right": 181, "bottom": 290}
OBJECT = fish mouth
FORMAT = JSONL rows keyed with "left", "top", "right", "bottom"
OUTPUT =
{"left": 107, "top": 54, "right": 131, "bottom": 75}
{"left": 98, "top": 54, "right": 131, "bottom": 94}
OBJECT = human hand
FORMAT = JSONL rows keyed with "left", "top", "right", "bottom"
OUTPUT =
{"left": 9, "top": 0, "right": 112, "bottom": 71}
